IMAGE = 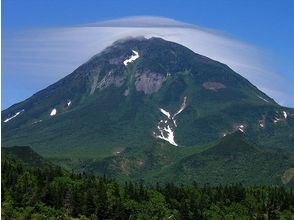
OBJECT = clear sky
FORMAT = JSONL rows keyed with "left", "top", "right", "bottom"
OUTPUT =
{"left": 2, "top": 0, "right": 294, "bottom": 109}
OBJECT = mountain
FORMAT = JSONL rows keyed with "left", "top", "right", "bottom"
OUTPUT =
{"left": 165, "top": 132, "right": 294, "bottom": 185}
{"left": 2, "top": 37, "right": 294, "bottom": 184}
{"left": 82, "top": 131, "right": 294, "bottom": 185}
{"left": 2, "top": 146, "right": 54, "bottom": 168}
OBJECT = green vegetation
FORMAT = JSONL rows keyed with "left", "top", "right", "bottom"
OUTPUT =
{"left": 2, "top": 147, "right": 294, "bottom": 219}
{"left": 77, "top": 132, "right": 294, "bottom": 186}
{"left": 2, "top": 146, "right": 52, "bottom": 168}
{"left": 2, "top": 37, "right": 294, "bottom": 185}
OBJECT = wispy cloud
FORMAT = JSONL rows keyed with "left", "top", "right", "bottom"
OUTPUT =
{"left": 2, "top": 16, "right": 294, "bottom": 108}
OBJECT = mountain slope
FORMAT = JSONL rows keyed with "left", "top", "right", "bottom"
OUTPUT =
{"left": 167, "top": 132, "right": 294, "bottom": 185}
{"left": 2, "top": 37, "right": 294, "bottom": 184}
{"left": 2, "top": 146, "right": 54, "bottom": 168}
{"left": 82, "top": 132, "right": 294, "bottom": 185}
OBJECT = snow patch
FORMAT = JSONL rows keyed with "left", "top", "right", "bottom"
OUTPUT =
{"left": 283, "top": 111, "right": 287, "bottom": 119}
{"left": 173, "top": 96, "right": 187, "bottom": 118}
{"left": 238, "top": 128, "right": 245, "bottom": 133}
{"left": 236, "top": 124, "right": 245, "bottom": 133}
{"left": 3, "top": 109, "right": 24, "bottom": 123}
{"left": 155, "top": 96, "right": 188, "bottom": 146}
{"left": 273, "top": 110, "right": 288, "bottom": 123}
{"left": 155, "top": 125, "right": 178, "bottom": 146}
{"left": 67, "top": 101, "right": 71, "bottom": 107}
{"left": 123, "top": 50, "right": 139, "bottom": 66}
{"left": 257, "top": 95, "right": 269, "bottom": 103}
{"left": 273, "top": 118, "right": 280, "bottom": 123}
{"left": 160, "top": 108, "right": 171, "bottom": 119}
{"left": 50, "top": 109, "right": 57, "bottom": 116}
{"left": 259, "top": 119, "right": 265, "bottom": 128}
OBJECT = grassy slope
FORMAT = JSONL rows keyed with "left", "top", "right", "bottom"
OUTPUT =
{"left": 167, "top": 132, "right": 294, "bottom": 185}
{"left": 79, "top": 132, "right": 294, "bottom": 186}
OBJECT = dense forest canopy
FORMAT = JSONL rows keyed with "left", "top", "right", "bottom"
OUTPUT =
{"left": 1, "top": 148, "right": 294, "bottom": 220}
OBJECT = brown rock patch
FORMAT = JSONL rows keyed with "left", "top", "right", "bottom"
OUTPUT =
{"left": 203, "top": 82, "right": 226, "bottom": 91}
{"left": 135, "top": 69, "right": 166, "bottom": 94}
{"left": 282, "top": 168, "right": 294, "bottom": 184}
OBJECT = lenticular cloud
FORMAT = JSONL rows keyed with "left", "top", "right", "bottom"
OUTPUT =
{"left": 3, "top": 16, "right": 294, "bottom": 107}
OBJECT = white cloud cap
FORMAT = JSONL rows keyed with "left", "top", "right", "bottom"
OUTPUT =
{"left": 3, "top": 16, "right": 294, "bottom": 107}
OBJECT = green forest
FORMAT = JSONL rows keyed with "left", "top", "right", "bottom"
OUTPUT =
{"left": 2, "top": 149, "right": 294, "bottom": 220}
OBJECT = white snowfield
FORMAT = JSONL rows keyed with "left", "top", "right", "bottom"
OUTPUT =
{"left": 3, "top": 109, "right": 24, "bottom": 123}
{"left": 159, "top": 108, "right": 171, "bottom": 119}
{"left": 238, "top": 128, "right": 245, "bottom": 133}
{"left": 67, "top": 100, "right": 72, "bottom": 107}
{"left": 50, "top": 108, "right": 57, "bottom": 116}
{"left": 283, "top": 111, "right": 288, "bottom": 119}
{"left": 155, "top": 125, "right": 178, "bottom": 146}
{"left": 155, "top": 96, "right": 188, "bottom": 146}
{"left": 123, "top": 50, "right": 139, "bottom": 66}
{"left": 237, "top": 124, "right": 245, "bottom": 133}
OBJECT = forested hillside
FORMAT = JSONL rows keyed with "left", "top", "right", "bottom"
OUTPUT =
{"left": 2, "top": 147, "right": 294, "bottom": 219}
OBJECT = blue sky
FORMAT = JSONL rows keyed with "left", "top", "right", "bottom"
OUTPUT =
{"left": 2, "top": 0, "right": 294, "bottom": 108}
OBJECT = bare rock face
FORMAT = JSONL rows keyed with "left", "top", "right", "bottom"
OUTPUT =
{"left": 97, "top": 71, "right": 125, "bottom": 91}
{"left": 203, "top": 82, "right": 226, "bottom": 91}
{"left": 87, "top": 67, "right": 101, "bottom": 95}
{"left": 90, "top": 75, "right": 99, "bottom": 95}
{"left": 109, "top": 57, "right": 124, "bottom": 65}
{"left": 135, "top": 69, "right": 166, "bottom": 94}
{"left": 124, "top": 89, "right": 129, "bottom": 96}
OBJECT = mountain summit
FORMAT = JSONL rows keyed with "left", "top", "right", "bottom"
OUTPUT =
{"left": 2, "top": 37, "right": 293, "bottom": 184}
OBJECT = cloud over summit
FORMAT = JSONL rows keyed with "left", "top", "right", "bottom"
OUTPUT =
{"left": 3, "top": 16, "right": 294, "bottom": 108}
